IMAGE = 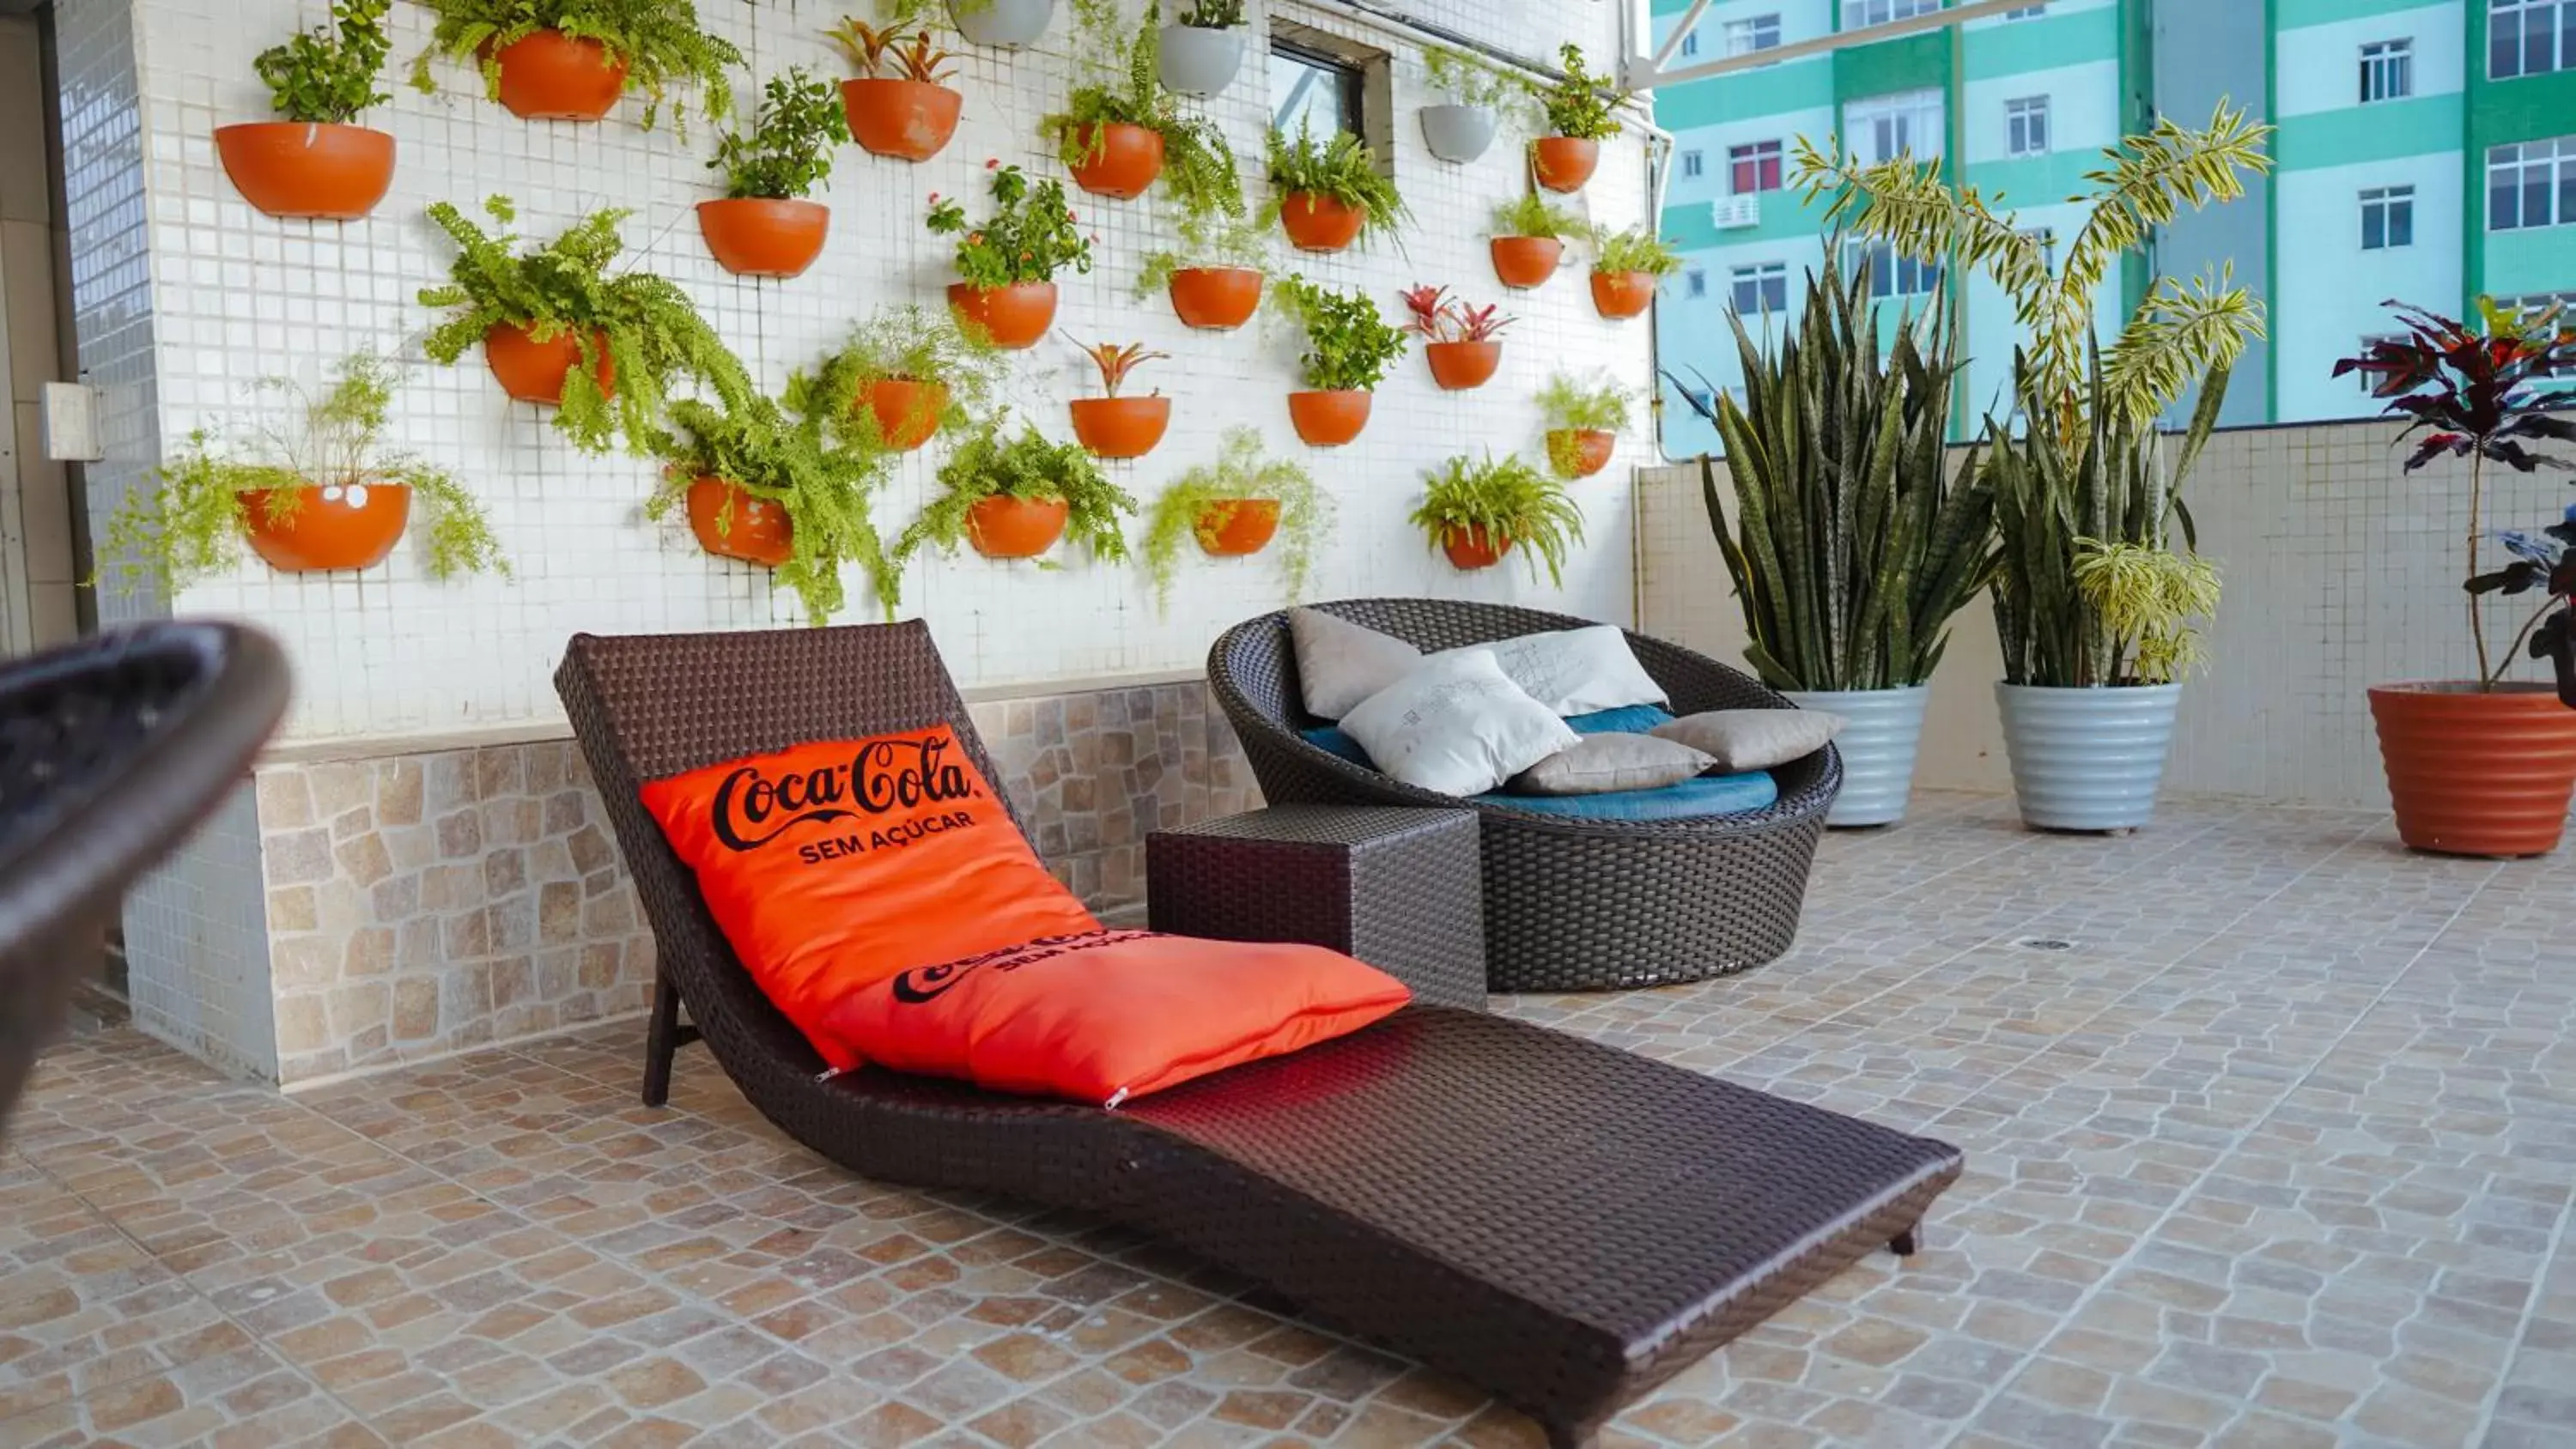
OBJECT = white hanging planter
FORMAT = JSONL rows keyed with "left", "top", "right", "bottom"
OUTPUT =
{"left": 1783, "top": 686, "right": 1929, "bottom": 828}
{"left": 1158, "top": 23, "right": 1246, "bottom": 97}
{"left": 1419, "top": 104, "right": 1497, "bottom": 163}
{"left": 951, "top": 0, "right": 1054, "bottom": 48}
{"left": 1995, "top": 682, "right": 2183, "bottom": 832}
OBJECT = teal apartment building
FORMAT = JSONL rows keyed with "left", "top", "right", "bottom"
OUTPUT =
{"left": 1648, "top": 0, "right": 2576, "bottom": 455}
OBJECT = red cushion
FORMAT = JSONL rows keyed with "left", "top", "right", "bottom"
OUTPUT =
{"left": 638, "top": 727, "right": 1098, "bottom": 1070}
{"left": 825, "top": 930, "right": 1413, "bottom": 1105}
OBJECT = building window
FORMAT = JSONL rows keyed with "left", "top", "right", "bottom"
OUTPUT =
{"left": 2020, "top": 226, "right": 2057, "bottom": 273}
{"left": 1680, "top": 30, "right": 1699, "bottom": 57}
{"left": 1844, "top": 239, "right": 1941, "bottom": 298}
{"left": 2006, "top": 97, "right": 2050, "bottom": 156}
{"left": 1846, "top": 89, "right": 1945, "bottom": 164}
{"left": 2492, "top": 0, "right": 2574, "bottom": 79}
{"left": 1845, "top": 0, "right": 1941, "bottom": 27}
{"left": 2489, "top": 136, "right": 2576, "bottom": 230}
{"left": 1729, "top": 140, "right": 1785, "bottom": 194}
{"left": 2360, "top": 185, "right": 2416, "bottom": 249}
{"left": 1680, "top": 149, "right": 1704, "bottom": 179}
{"left": 2357, "top": 335, "right": 2413, "bottom": 397}
{"left": 2360, "top": 39, "right": 2415, "bottom": 101}
{"left": 1726, "top": 15, "right": 1783, "bottom": 55}
{"left": 1686, "top": 268, "right": 1709, "bottom": 298}
{"left": 1730, "top": 262, "right": 1789, "bottom": 313}
{"left": 1270, "top": 43, "right": 1364, "bottom": 139}
{"left": 2003, "top": 5, "right": 2048, "bottom": 16}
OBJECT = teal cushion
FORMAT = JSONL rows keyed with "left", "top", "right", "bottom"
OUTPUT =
{"left": 1302, "top": 704, "right": 1674, "bottom": 770}
{"left": 1473, "top": 771, "right": 1780, "bottom": 821}
{"left": 1300, "top": 724, "right": 1374, "bottom": 766}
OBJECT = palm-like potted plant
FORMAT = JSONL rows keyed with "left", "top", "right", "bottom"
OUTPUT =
{"left": 216, "top": 0, "right": 397, "bottom": 221}
{"left": 1412, "top": 452, "right": 1583, "bottom": 585}
{"left": 1589, "top": 226, "right": 1680, "bottom": 319}
{"left": 1135, "top": 210, "right": 1267, "bottom": 330}
{"left": 927, "top": 162, "right": 1095, "bottom": 349}
{"left": 1158, "top": 0, "right": 1245, "bottom": 97}
{"left": 1530, "top": 43, "right": 1620, "bottom": 192}
{"left": 1420, "top": 45, "right": 1528, "bottom": 165}
{"left": 828, "top": 19, "right": 962, "bottom": 161}
{"left": 97, "top": 352, "right": 507, "bottom": 592}
{"left": 1141, "top": 427, "right": 1328, "bottom": 611}
{"left": 1798, "top": 104, "right": 2272, "bottom": 832}
{"left": 410, "top": 0, "right": 740, "bottom": 127}
{"left": 1400, "top": 285, "right": 1513, "bottom": 391}
{"left": 1535, "top": 373, "right": 1631, "bottom": 480}
{"left": 420, "top": 197, "right": 751, "bottom": 456}
{"left": 1271, "top": 275, "right": 1408, "bottom": 447}
{"left": 2336, "top": 300, "right": 2576, "bottom": 857}
{"left": 800, "top": 303, "right": 1004, "bottom": 453}
{"left": 1265, "top": 121, "right": 1410, "bottom": 253}
{"left": 1066, "top": 338, "right": 1172, "bottom": 458}
{"left": 648, "top": 385, "right": 899, "bottom": 625}
{"left": 1487, "top": 193, "right": 1583, "bottom": 291}
{"left": 897, "top": 419, "right": 1137, "bottom": 562}
{"left": 1042, "top": 0, "right": 1242, "bottom": 209}
{"left": 699, "top": 69, "right": 849, "bottom": 279}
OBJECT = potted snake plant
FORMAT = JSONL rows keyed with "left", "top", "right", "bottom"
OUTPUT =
{"left": 1270, "top": 275, "right": 1407, "bottom": 447}
{"left": 898, "top": 418, "right": 1136, "bottom": 562}
{"left": 698, "top": 69, "right": 849, "bottom": 279}
{"left": 1411, "top": 452, "right": 1583, "bottom": 585}
{"left": 216, "top": 0, "right": 397, "bottom": 221}
{"left": 410, "top": 0, "right": 740, "bottom": 128}
{"left": 829, "top": 19, "right": 963, "bottom": 161}
{"left": 1158, "top": 0, "right": 1245, "bottom": 98}
{"left": 1141, "top": 427, "right": 1328, "bottom": 612}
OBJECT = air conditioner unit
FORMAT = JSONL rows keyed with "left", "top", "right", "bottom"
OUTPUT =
{"left": 1710, "top": 194, "right": 1761, "bottom": 229}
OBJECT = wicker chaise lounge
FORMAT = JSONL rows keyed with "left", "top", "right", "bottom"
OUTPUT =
{"left": 556, "top": 622, "right": 1960, "bottom": 1448}
{"left": 1211, "top": 598, "right": 1840, "bottom": 992}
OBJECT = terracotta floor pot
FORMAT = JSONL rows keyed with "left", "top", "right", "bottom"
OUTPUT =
{"left": 483, "top": 324, "right": 614, "bottom": 405}
{"left": 1067, "top": 122, "right": 1164, "bottom": 199}
{"left": 1169, "top": 267, "right": 1262, "bottom": 330}
{"left": 686, "top": 478, "right": 794, "bottom": 567}
{"left": 1490, "top": 235, "right": 1563, "bottom": 290}
{"left": 1279, "top": 192, "right": 1364, "bottom": 252}
{"left": 1546, "top": 428, "right": 1616, "bottom": 479}
{"left": 947, "top": 281, "right": 1057, "bottom": 349}
{"left": 1195, "top": 499, "right": 1279, "bottom": 556}
{"left": 491, "top": 30, "right": 629, "bottom": 121}
{"left": 1442, "top": 524, "right": 1511, "bottom": 572}
{"left": 696, "top": 198, "right": 829, "bottom": 278}
{"left": 841, "top": 77, "right": 963, "bottom": 161}
{"left": 1591, "top": 270, "right": 1657, "bottom": 319}
{"left": 2370, "top": 682, "right": 2576, "bottom": 857}
{"left": 1425, "top": 341, "right": 1501, "bottom": 391}
{"left": 213, "top": 122, "right": 395, "bottom": 221}
{"left": 1286, "top": 390, "right": 1371, "bottom": 447}
{"left": 1532, "top": 136, "right": 1600, "bottom": 192}
{"left": 967, "top": 496, "right": 1069, "bottom": 559}
{"left": 240, "top": 482, "right": 410, "bottom": 573}
{"left": 1068, "top": 396, "right": 1170, "bottom": 459}
{"left": 861, "top": 379, "right": 948, "bottom": 452}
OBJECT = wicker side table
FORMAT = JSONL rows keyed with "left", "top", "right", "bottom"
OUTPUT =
{"left": 1147, "top": 804, "right": 1487, "bottom": 1010}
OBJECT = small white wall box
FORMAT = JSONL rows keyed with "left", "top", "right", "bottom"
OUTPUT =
{"left": 39, "top": 382, "right": 103, "bottom": 464}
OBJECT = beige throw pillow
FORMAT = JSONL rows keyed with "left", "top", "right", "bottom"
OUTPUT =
{"left": 1287, "top": 608, "right": 1421, "bottom": 719}
{"left": 1509, "top": 734, "right": 1716, "bottom": 796}
{"left": 1338, "top": 651, "right": 1581, "bottom": 797}
{"left": 1649, "top": 709, "right": 1846, "bottom": 771}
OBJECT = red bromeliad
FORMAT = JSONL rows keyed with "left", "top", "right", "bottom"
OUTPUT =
{"left": 1400, "top": 284, "right": 1516, "bottom": 344}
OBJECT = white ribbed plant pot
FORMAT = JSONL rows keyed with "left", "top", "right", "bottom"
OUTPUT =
{"left": 1157, "top": 24, "right": 1245, "bottom": 97}
{"left": 1419, "top": 104, "right": 1497, "bottom": 163}
{"left": 1996, "top": 682, "right": 2183, "bottom": 832}
{"left": 951, "top": 0, "right": 1054, "bottom": 47}
{"left": 1783, "top": 686, "right": 1929, "bottom": 828}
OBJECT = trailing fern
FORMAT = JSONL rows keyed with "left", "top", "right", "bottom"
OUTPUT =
{"left": 897, "top": 420, "right": 1136, "bottom": 566}
{"left": 1041, "top": 0, "right": 1243, "bottom": 222}
{"left": 409, "top": 0, "right": 742, "bottom": 131}
{"left": 1140, "top": 427, "right": 1328, "bottom": 610}
{"left": 796, "top": 303, "right": 1005, "bottom": 452}
{"left": 650, "top": 385, "right": 900, "bottom": 625}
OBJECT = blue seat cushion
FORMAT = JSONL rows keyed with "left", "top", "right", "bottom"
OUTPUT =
{"left": 1473, "top": 771, "right": 1780, "bottom": 821}
{"left": 1299, "top": 705, "right": 1674, "bottom": 770}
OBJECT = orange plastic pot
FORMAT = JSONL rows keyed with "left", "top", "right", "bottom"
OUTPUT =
{"left": 1169, "top": 267, "right": 1263, "bottom": 330}
{"left": 686, "top": 478, "right": 794, "bottom": 567}
{"left": 1490, "top": 235, "right": 1564, "bottom": 290}
{"left": 1279, "top": 192, "right": 1364, "bottom": 252}
{"left": 696, "top": 198, "right": 830, "bottom": 278}
{"left": 1442, "top": 524, "right": 1511, "bottom": 572}
{"left": 947, "top": 281, "right": 1058, "bottom": 349}
{"left": 967, "top": 496, "right": 1070, "bottom": 559}
{"left": 483, "top": 324, "right": 614, "bottom": 405}
{"left": 1068, "top": 396, "right": 1171, "bottom": 459}
{"left": 2369, "top": 683, "right": 2576, "bottom": 857}
{"left": 1286, "top": 390, "right": 1371, "bottom": 447}
{"left": 1067, "top": 122, "right": 1164, "bottom": 199}
{"left": 841, "top": 77, "right": 963, "bottom": 161}
{"left": 861, "top": 379, "right": 948, "bottom": 451}
{"left": 1532, "top": 136, "right": 1600, "bottom": 192}
{"left": 491, "top": 30, "right": 629, "bottom": 120}
{"left": 1591, "top": 270, "right": 1657, "bottom": 319}
{"left": 1547, "top": 428, "right": 1616, "bottom": 479}
{"left": 1195, "top": 499, "right": 1279, "bottom": 556}
{"left": 1425, "top": 341, "right": 1501, "bottom": 391}
{"left": 240, "top": 483, "right": 410, "bottom": 573}
{"left": 213, "top": 122, "right": 395, "bottom": 221}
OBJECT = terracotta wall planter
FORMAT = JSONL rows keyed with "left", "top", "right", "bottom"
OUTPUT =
{"left": 696, "top": 198, "right": 830, "bottom": 278}
{"left": 1168, "top": 267, "right": 1263, "bottom": 330}
{"left": 966, "top": 496, "right": 1069, "bottom": 558}
{"left": 1590, "top": 270, "right": 1657, "bottom": 319}
{"left": 2370, "top": 682, "right": 2576, "bottom": 857}
{"left": 214, "top": 123, "right": 395, "bottom": 221}
{"left": 1067, "top": 122, "right": 1165, "bottom": 199}
{"left": 947, "top": 281, "right": 1057, "bottom": 349}
{"left": 1441, "top": 524, "right": 1510, "bottom": 571}
{"left": 1279, "top": 193, "right": 1364, "bottom": 252}
{"left": 1286, "top": 390, "right": 1371, "bottom": 447}
{"left": 491, "top": 31, "right": 629, "bottom": 121}
{"left": 1531, "top": 136, "right": 1599, "bottom": 192}
{"left": 1195, "top": 499, "right": 1279, "bottom": 556}
{"left": 240, "top": 482, "right": 410, "bottom": 573}
{"left": 1546, "top": 428, "right": 1615, "bottom": 479}
{"left": 686, "top": 478, "right": 794, "bottom": 567}
{"left": 483, "top": 324, "right": 614, "bottom": 404}
{"left": 1490, "top": 236, "right": 1563, "bottom": 290}
{"left": 841, "top": 78, "right": 963, "bottom": 161}
{"left": 861, "top": 379, "right": 948, "bottom": 451}
{"left": 1068, "top": 396, "right": 1171, "bottom": 459}
{"left": 1424, "top": 341, "right": 1501, "bottom": 391}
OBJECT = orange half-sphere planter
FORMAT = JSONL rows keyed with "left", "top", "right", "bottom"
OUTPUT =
{"left": 696, "top": 198, "right": 830, "bottom": 278}
{"left": 2369, "top": 683, "right": 2576, "bottom": 858}
{"left": 861, "top": 379, "right": 949, "bottom": 451}
{"left": 947, "top": 281, "right": 1058, "bottom": 349}
{"left": 491, "top": 30, "right": 629, "bottom": 120}
{"left": 1068, "top": 396, "right": 1171, "bottom": 459}
{"left": 841, "top": 77, "right": 963, "bottom": 161}
{"left": 1286, "top": 389, "right": 1372, "bottom": 447}
{"left": 686, "top": 478, "right": 795, "bottom": 567}
{"left": 1424, "top": 341, "right": 1501, "bottom": 391}
{"left": 966, "top": 496, "right": 1070, "bottom": 559}
{"left": 1490, "top": 236, "right": 1564, "bottom": 290}
{"left": 213, "top": 123, "right": 396, "bottom": 221}
{"left": 1547, "top": 428, "right": 1616, "bottom": 479}
{"left": 1531, "top": 136, "right": 1600, "bottom": 192}
{"left": 1066, "top": 122, "right": 1165, "bottom": 199}
{"left": 1591, "top": 270, "right": 1658, "bottom": 319}
{"left": 483, "top": 324, "right": 615, "bottom": 404}
{"left": 1195, "top": 499, "right": 1279, "bottom": 556}
{"left": 1441, "top": 524, "right": 1511, "bottom": 572}
{"left": 1168, "top": 267, "right": 1263, "bottom": 330}
{"left": 1278, "top": 192, "right": 1365, "bottom": 252}
{"left": 240, "top": 482, "right": 411, "bottom": 573}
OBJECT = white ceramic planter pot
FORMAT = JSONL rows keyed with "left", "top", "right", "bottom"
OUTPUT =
{"left": 1995, "top": 682, "right": 2183, "bottom": 832}
{"left": 951, "top": 0, "right": 1054, "bottom": 47}
{"left": 1783, "top": 686, "right": 1929, "bottom": 828}
{"left": 1419, "top": 104, "right": 1497, "bottom": 163}
{"left": 1158, "top": 23, "right": 1245, "bottom": 97}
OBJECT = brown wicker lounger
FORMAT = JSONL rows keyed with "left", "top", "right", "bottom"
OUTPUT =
{"left": 556, "top": 622, "right": 1963, "bottom": 1447}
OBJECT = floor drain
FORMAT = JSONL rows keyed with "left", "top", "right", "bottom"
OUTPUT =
{"left": 2014, "top": 937, "right": 2075, "bottom": 952}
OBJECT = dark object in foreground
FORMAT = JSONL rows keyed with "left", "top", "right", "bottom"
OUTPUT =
{"left": 556, "top": 621, "right": 1956, "bottom": 1448}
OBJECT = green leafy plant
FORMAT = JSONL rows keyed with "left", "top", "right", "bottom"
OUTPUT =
{"left": 927, "top": 161, "right": 1097, "bottom": 287}
{"left": 1425, "top": 44, "right": 1529, "bottom": 114}
{"left": 896, "top": 420, "right": 1138, "bottom": 565}
{"left": 1141, "top": 427, "right": 1328, "bottom": 611}
{"left": 1537, "top": 372, "right": 1632, "bottom": 474}
{"left": 1533, "top": 42, "right": 1619, "bottom": 142}
{"left": 826, "top": 18, "right": 958, "bottom": 81}
{"left": 649, "top": 386, "right": 899, "bottom": 625}
{"left": 1489, "top": 192, "right": 1583, "bottom": 241}
{"left": 1271, "top": 275, "right": 1408, "bottom": 391}
{"left": 1133, "top": 209, "right": 1267, "bottom": 297}
{"left": 1410, "top": 452, "right": 1584, "bottom": 588}
{"left": 2072, "top": 538, "right": 2222, "bottom": 685}
{"left": 418, "top": 196, "right": 752, "bottom": 456}
{"left": 1590, "top": 224, "right": 1681, "bottom": 277}
{"left": 710, "top": 69, "right": 850, "bottom": 200}
{"left": 410, "top": 0, "right": 743, "bottom": 131}
{"left": 1041, "top": 0, "right": 1244, "bottom": 222}
{"left": 799, "top": 303, "right": 1005, "bottom": 451}
{"left": 1264, "top": 120, "right": 1412, "bottom": 247}
{"left": 1400, "top": 284, "right": 1513, "bottom": 343}
{"left": 1071, "top": 338, "right": 1168, "bottom": 397}
{"left": 255, "top": 0, "right": 392, "bottom": 124}
{"left": 1175, "top": 0, "right": 1242, "bottom": 25}
{"left": 98, "top": 352, "right": 507, "bottom": 595}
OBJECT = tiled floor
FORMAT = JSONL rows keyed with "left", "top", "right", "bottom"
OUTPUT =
{"left": 7, "top": 792, "right": 2575, "bottom": 1448}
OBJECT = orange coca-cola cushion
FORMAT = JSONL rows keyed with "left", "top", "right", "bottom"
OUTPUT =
{"left": 826, "top": 930, "right": 1413, "bottom": 1106}
{"left": 637, "top": 727, "right": 1097, "bottom": 1070}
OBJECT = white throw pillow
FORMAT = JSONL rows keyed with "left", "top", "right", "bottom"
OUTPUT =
{"left": 1433, "top": 626, "right": 1667, "bottom": 716}
{"left": 1287, "top": 608, "right": 1421, "bottom": 719}
{"left": 1509, "top": 734, "right": 1716, "bottom": 796}
{"left": 1339, "top": 651, "right": 1581, "bottom": 797}
{"left": 1650, "top": 709, "right": 1846, "bottom": 771}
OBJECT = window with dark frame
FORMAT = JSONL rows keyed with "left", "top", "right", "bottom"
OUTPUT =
{"left": 1729, "top": 140, "right": 1784, "bottom": 194}
{"left": 1270, "top": 42, "right": 1364, "bottom": 139}
{"left": 2360, "top": 185, "right": 2415, "bottom": 249}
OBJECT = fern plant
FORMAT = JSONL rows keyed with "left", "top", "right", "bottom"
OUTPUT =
{"left": 256, "top": 0, "right": 392, "bottom": 123}
{"left": 1425, "top": 45, "right": 1530, "bottom": 114}
{"left": 1590, "top": 225, "right": 1681, "bottom": 276}
{"left": 1042, "top": 0, "right": 1243, "bottom": 221}
{"left": 1133, "top": 209, "right": 1267, "bottom": 296}
{"left": 1489, "top": 192, "right": 1583, "bottom": 241}
{"left": 649, "top": 386, "right": 900, "bottom": 625}
{"left": 1537, "top": 373, "right": 1632, "bottom": 475}
{"left": 1140, "top": 427, "right": 1328, "bottom": 610}
{"left": 711, "top": 69, "right": 850, "bottom": 199}
{"left": 1271, "top": 275, "right": 1407, "bottom": 391}
{"left": 1264, "top": 121, "right": 1411, "bottom": 246}
{"left": 418, "top": 196, "right": 752, "bottom": 456}
{"left": 410, "top": 0, "right": 743, "bottom": 131}
{"left": 896, "top": 421, "right": 1138, "bottom": 564}
{"left": 799, "top": 303, "right": 1005, "bottom": 451}
{"left": 1411, "top": 453, "right": 1583, "bottom": 588}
